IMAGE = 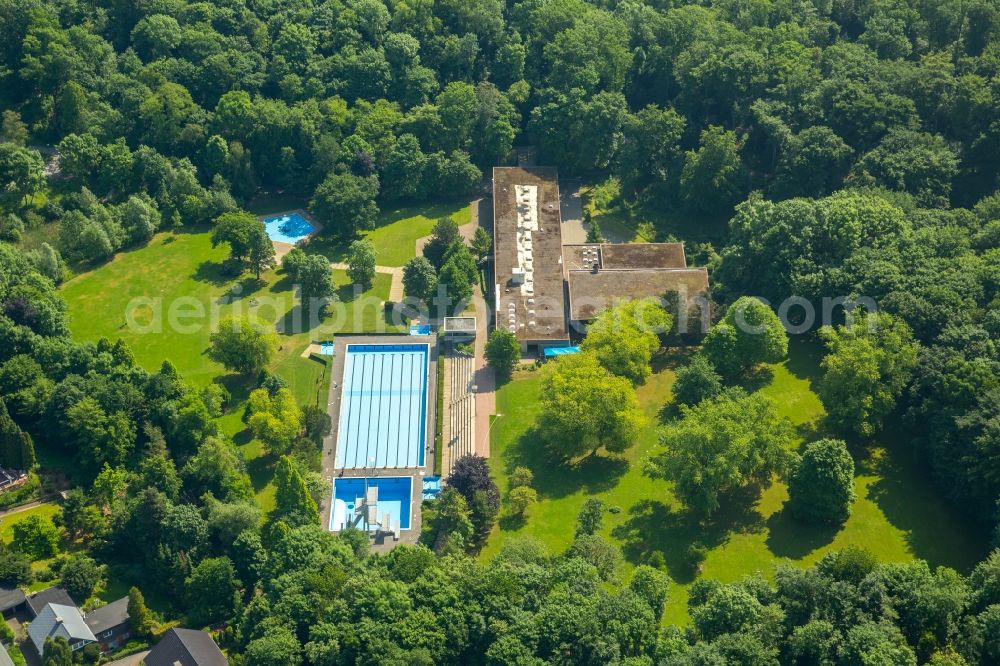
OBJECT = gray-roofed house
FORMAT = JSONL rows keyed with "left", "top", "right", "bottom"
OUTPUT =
{"left": 26, "top": 602, "right": 97, "bottom": 656}
{"left": 0, "top": 585, "right": 25, "bottom": 619}
{"left": 144, "top": 628, "right": 227, "bottom": 666}
{"left": 83, "top": 596, "right": 131, "bottom": 652}
{"left": 25, "top": 586, "right": 74, "bottom": 617}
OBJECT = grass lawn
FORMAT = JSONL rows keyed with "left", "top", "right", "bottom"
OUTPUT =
{"left": 58, "top": 198, "right": 461, "bottom": 510}
{"left": 61, "top": 228, "right": 403, "bottom": 510}
{"left": 482, "top": 339, "right": 988, "bottom": 625}
{"left": 307, "top": 201, "right": 472, "bottom": 267}
{"left": 0, "top": 503, "right": 62, "bottom": 544}
{"left": 1, "top": 503, "right": 64, "bottom": 590}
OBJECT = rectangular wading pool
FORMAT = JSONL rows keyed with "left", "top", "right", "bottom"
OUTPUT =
{"left": 330, "top": 476, "right": 412, "bottom": 532}
{"left": 334, "top": 344, "right": 429, "bottom": 469}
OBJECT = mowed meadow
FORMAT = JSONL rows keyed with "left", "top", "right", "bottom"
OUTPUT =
{"left": 481, "top": 339, "right": 988, "bottom": 625}
{"left": 58, "top": 201, "right": 471, "bottom": 509}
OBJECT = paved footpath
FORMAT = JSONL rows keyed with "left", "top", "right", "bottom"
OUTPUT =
{"left": 470, "top": 195, "right": 497, "bottom": 458}
{"left": 472, "top": 288, "right": 496, "bottom": 458}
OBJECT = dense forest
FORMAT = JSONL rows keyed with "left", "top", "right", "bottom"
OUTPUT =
{"left": 1, "top": 0, "right": 999, "bottom": 664}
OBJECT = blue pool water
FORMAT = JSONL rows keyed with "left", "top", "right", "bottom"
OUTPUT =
{"left": 330, "top": 476, "right": 412, "bottom": 532}
{"left": 335, "top": 344, "right": 429, "bottom": 469}
{"left": 422, "top": 476, "right": 442, "bottom": 500}
{"left": 262, "top": 212, "right": 316, "bottom": 244}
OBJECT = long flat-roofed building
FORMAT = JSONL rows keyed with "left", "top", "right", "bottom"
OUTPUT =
{"left": 492, "top": 167, "right": 570, "bottom": 352}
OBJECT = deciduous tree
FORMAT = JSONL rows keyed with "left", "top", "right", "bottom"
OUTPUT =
{"left": 818, "top": 312, "right": 918, "bottom": 438}
{"left": 703, "top": 297, "right": 787, "bottom": 377}
{"left": 788, "top": 439, "right": 856, "bottom": 525}
{"left": 672, "top": 355, "right": 722, "bottom": 406}
{"left": 247, "top": 388, "right": 301, "bottom": 456}
{"left": 211, "top": 211, "right": 260, "bottom": 265}
{"left": 208, "top": 318, "right": 275, "bottom": 375}
{"left": 296, "top": 255, "right": 335, "bottom": 314}
{"left": 580, "top": 298, "right": 671, "bottom": 385}
{"left": 402, "top": 256, "right": 437, "bottom": 303}
{"left": 60, "top": 554, "right": 103, "bottom": 601}
{"left": 647, "top": 390, "right": 795, "bottom": 516}
{"left": 311, "top": 173, "right": 379, "bottom": 238}
{"left": 485, "top": 329, "right": 519, "bottom": 379}
{"left": 537, "top": 352, "right": 643, "bottom": 459}
{"left": 346, "top": 238, "right": 377, "bottom": 290}
{"left": 507, "top": 486, "right": 537, "bottom": 517}
{"left": 11, "top": 514, "right": 60, "bottom": 559}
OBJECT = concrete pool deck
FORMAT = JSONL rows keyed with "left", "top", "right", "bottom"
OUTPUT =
{"left": 320, "top": 334, "right": 438, "bottom": 551}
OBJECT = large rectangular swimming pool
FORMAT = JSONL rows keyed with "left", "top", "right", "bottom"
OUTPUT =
{"left": 334, "top": 344, "right": 429, "bottom": 469}
{"left": 330, "top": 476, "right": 412, "bottom": 532}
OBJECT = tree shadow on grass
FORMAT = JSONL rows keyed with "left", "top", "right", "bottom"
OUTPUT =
{"left": 658, "top": 400, "right": 684, "bottom": 424}
{"left": 336, "top": 282, "right": 365, "bottom": 303}
{"left": 277, "top": 304, "right": 313, "bottom": 337}
{"left": 765, "top": 505, "right": 840, "bottom": 560}
{"left": 216, "top": 276, "right": 268, "bottom": 305}
{"left": 215, "top": 373, "right": 254, "bottom": 416}
{"left": 786, "top": 335, "right": 824, "bottom": 383}
{"left": 503, "top": 426, "right": 629, "bottom": 500}
{"left": 864, "top": 425, "right": 989, "bottom": 573}
{"left": 193, "top": 260, "right": 229, "bottom": 285}
{"left": 611, "top": 491, "right": 766, "bottom": 583}
{"left": 499, "top": 512, "right": 528, "bottom": 531}
{"left": 651, "top": 348, "right": 688, "bottom": 374}
{"left": 270, "top": 273, "right": 295, "bottom": 293}
{"left": 738, "top": 365, "right": 775, "bottom": 393}
{"left": 794, "top": 420, "right": 825, "bottom": 446}
{"left": 246, "top": 451, "right": 276, "bottom": 494}
{"left": 303, "top": 235, "right": 349, "bottom": 264}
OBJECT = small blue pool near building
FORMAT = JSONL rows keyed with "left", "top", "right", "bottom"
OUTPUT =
{"left": 330, "top": 476, "right": 412, "bottom": 532}
{"left": 262, "top": 211, "right": 316, "bottom": 244}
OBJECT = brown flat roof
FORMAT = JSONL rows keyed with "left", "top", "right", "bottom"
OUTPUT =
{"left": 564, "top": 243, "right": 688, "bottom": 271}
{"left": 493, "top": 167, "right": 568, "bottom": 343}
{"left": 567, "top": 268, "right": 710, "bottom": 321}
